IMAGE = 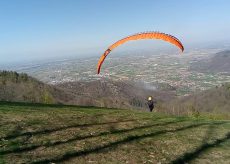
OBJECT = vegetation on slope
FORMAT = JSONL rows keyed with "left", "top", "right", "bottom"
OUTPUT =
{"left": 0, "top": 70, "right": 73, "bottom": 105}
{"left": 0, "top": 102, "right": 230, "bottom": 163}
{"left": 0, "top": 71, "right": 53, "bottom": 103}
{"left": 160, "top": 83, "right": 230, "bottom": 118}
{"left": 57, "top": 80, "right": 176, "bottom": 109}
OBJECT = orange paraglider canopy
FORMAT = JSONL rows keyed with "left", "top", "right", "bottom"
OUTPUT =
{"left": 97, "top": 32, "right": 184, "bottom": 74}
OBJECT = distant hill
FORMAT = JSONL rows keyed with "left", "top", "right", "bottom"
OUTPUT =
{"left": 0, "top": 70, "right": 72, "bottom": 104}
{"left": 190, "top": 50, "right": 230, "bottom": 74}
{"left": 0, "top": 70, "right": 176, "bottom": 109}
{"left": 161, "top": 83, "right": 230, "bottom": 115}
{"left": 57, "top": 79, "right": 176, "bottom": 109}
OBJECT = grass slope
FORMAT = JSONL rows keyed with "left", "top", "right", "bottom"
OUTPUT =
{"left": 0, "top": 102, "right": 230, "bottom": 164}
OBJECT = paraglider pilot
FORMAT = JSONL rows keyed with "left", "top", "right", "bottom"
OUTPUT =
{"left": 147, "top": 96, "right": 155, "bottom": 112}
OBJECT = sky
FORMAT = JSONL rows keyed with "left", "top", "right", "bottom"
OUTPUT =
{"left": 0, "top": 0, "right": 230, "bottom": 64}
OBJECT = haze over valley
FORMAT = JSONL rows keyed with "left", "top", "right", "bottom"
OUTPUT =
{"left": 7, "top": 47, "right": 230, "bottom": 96}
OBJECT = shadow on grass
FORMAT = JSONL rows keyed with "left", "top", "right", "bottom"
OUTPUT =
{"left": 0, "top": 101, "right": 125, "bottom": 110}
{"left": 1, "top": 118, "right": 141, "bottom": 140}
{"left": 171, "top": 123, "right": 230, "bottom": 164}
{"left": 0, "top": 119, "right": 184, "bottom": 155}
{"left": 31, "top": 122, "right": 225, "bottom": 164}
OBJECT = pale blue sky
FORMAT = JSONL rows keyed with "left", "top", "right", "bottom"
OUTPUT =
{"left": 0, "top": 0, "right": 230, "bottom": 64}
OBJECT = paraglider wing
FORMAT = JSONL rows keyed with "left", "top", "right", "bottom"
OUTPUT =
{"left": 97, "top": 32, "right": 184, "bottom": 74}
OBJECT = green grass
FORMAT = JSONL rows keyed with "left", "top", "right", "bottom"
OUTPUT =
{"left": 0, "top": 102, "right": 230, "bottom": 164}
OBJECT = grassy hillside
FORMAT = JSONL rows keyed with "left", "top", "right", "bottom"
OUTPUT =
{"left": 0, "top": 102, "right": 230, "bottom": 163}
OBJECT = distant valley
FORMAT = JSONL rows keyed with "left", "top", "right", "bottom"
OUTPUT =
{"left": 9, "top": 49, "right": 230, "bottom": 96}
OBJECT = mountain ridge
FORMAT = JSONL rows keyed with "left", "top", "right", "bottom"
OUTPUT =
{"left": 190, "top": 50, "right": 230, "bottom": 74}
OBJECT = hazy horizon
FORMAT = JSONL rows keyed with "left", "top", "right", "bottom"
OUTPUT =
{"left": 1, "top": 0, "right": 230, "bottom": 64}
